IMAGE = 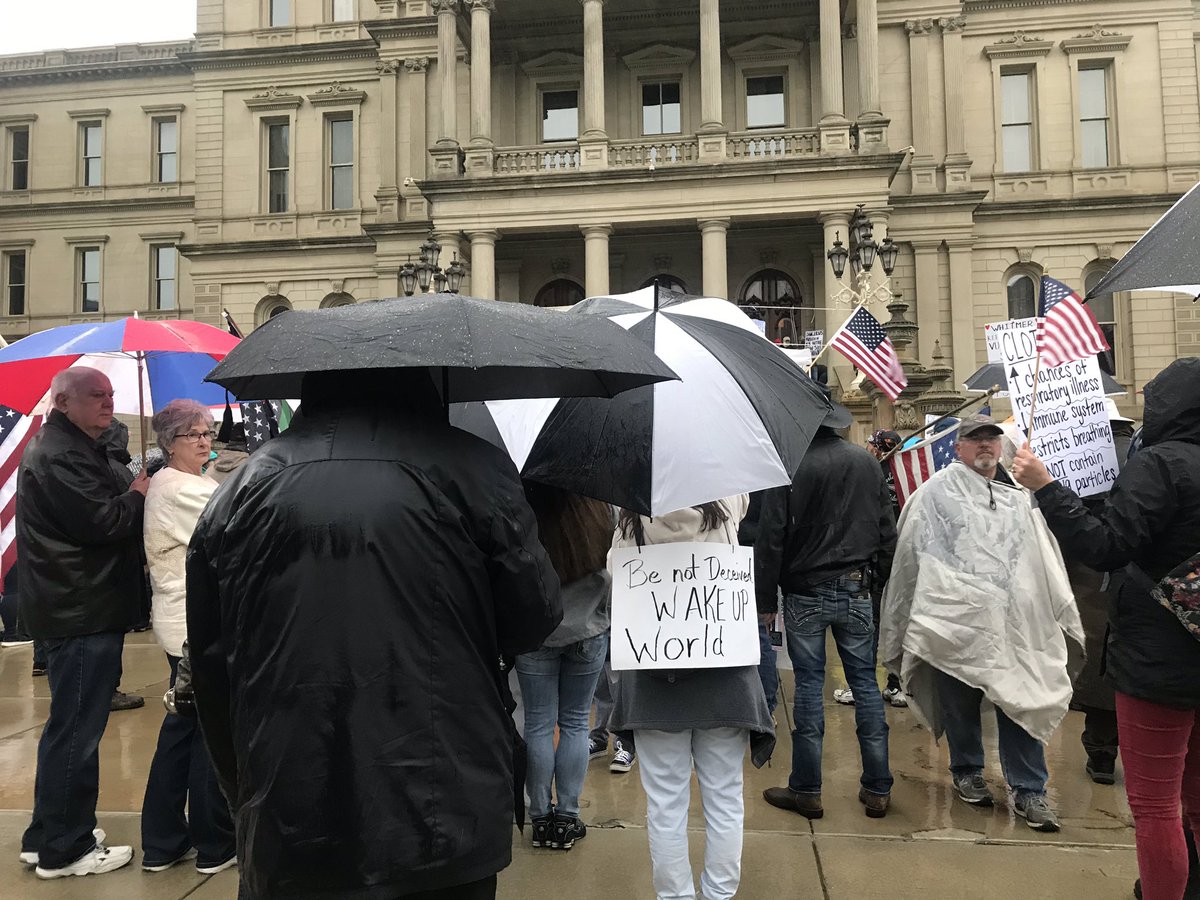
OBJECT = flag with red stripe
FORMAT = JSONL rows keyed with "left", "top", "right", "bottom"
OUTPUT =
{"left": 888, "top": 428, "right": 958, "bottom": 510}
{"left": 0, "top": 406, "right": 42, "bottom": 582}
{"left": 829, "top": 307, "right": 907, "bottom": 401}
{"left": 1037, "top": 276, "right": 1110, "bottom": 368}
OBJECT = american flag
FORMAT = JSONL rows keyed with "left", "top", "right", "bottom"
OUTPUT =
{"left": 830, "top": 307, "right": 907, "bottom": 401}
{"left": 0, "top": 406, "right": 42, "bottom": 581}
{"left": 889, "top": 428, "right": 958, "bottom": 509}
{"left": 1037, "top": 276, "right": 1110, "bottom": 368}
{"left": 240, "top": 400, "right": 281, "bottom": 452}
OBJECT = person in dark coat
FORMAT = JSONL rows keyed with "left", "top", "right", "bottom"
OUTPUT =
{"left": 1014, "top": 357, "right": 1200, "bottom": 900}
{"left": 16, "top": 367, "right": 148, "bottom": 879}
{"left": 186, "top": 369, "right": 562, "bottom": 900}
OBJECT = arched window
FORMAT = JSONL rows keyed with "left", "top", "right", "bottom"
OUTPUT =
{"left": 1084, "top": 266, "right": 1118, "bottom": 377}
{"left": 639, "top": 275, "right": 687, "bottom": 294}
{"left": 739, "top": 268, "right": 808, "bottom": 343}
{"left": 256, "top": 295, "right": 292, "bottom": 325}
{"left": 533, "top": 278, "right": 584, "bottom": 308}
{"left": 1006, "top": 271, "right": 1039, "bottom": 320}
{"left": 320, "top": 291, "right": 355, "bottom": 309}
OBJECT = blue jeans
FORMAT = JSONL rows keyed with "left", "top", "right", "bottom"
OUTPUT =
{"left": 21, "top": 631, "right": 124, "bottom": 868}
{"left": 141, "top": 654, "right": 236, "bottom": 867}
{"left": 934, "top": 668, "right": 1049, "bottom": 798}
{"left": 784, "top": 576, "right": 893, "bottom": 796}
{"left": 758, "top": 620, "right": 779, "bottom": 714}
{"left": 516, "top": 634, "right": 608, "bottom": 818}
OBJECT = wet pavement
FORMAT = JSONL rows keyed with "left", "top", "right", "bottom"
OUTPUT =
{"left": 0, "top": 633, "right": 1138, "bottom": 899}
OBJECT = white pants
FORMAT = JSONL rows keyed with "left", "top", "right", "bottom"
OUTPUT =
{"left": 635, "top": 727, "right": 748, "bottom": 900}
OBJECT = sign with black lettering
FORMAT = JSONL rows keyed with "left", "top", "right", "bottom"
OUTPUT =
{"left": 610, "top": 543, "right": 759, "bottom": 671}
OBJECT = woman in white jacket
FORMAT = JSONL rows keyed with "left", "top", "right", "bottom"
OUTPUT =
{"left": 140, "top": 400, "right": 236, "bottom": 875}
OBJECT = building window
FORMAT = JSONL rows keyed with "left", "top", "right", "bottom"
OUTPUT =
{"left": 257, "top": 295, "right": 292, "bottom": 324}
{"left": 746, "top": 75, "right": 785, "bottom": 129}
{"left": 331, "top": 0, "right": 355, "bottom": 21}
{"left": 639, "top": 274, "right": 687, "bottom": 293}
{"left": 266, "top": 120, "right": 290, "bottom": 213}
{"left": 642, "top": 82, "right": 681, "bottom": 136}
{"left": 3, "top": 251, "right": 25, "bottom": 315}
{"left": 1084, "top": 268, "right": 1118, "bottom": 376}
{"left": 327, "top": 117, "right": 353, "bottom": 210}
{"left": 154, "top": 118, "right": 178, "bottom": 183}
{"left": 6, "top": 126, "right": 29, "bottom": 191}
{"left": 269, "top": 0, "right": 291, "bottom": 27}
{"left": 80, "top": 122, "right": 103, "bottom": 186}
{"left": 1000, "top": 70, "right": 1034, "bottom": 173}
{"left": 320, "top": 291, "right": 355, "bottom": 308}
{"left": 740, "top": 269, "right": 807, "bottom": 342}
{"left": 78, "top": 247, "right": 100, "bottom": 313}
{"left": 1079, "top": 65, "right": 1112, "bottom": 169}
{"left": 1006, "top": 272, "right": 1038, "bottom": 319}
{"left": 542, "top": 90, "right": 579, "bottom": 143}
{"left": 153, "top": 246, "right": 177, "bottom": 311}
{"left": 533, "top": 279, "right": 584, "bottom": 308}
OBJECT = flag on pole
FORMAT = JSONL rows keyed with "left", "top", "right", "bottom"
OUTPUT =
{"left": 240, "top": 400, "right": 280, "bottom": 452}
{"left": 889, "top": 427, "right": 958, "bottom": 509}
{"left": 829, "top": 307, "right": 907, "bottom": 401}
{"left": 0, "top": 406, "right": 42, "bottom": 581}
{"left": 1036, "top": 276, "right": 1110, "bottom": 368}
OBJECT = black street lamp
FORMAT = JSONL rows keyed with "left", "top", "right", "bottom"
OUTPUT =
{"left": 878, "top": 237, "right": 900, "bottom": 276}
{"left": 826, "top": 206, "right": 900, "bottom": 307}
{"left": 827, "top": 233, "right": 849, "bottom": 280}
{"left": 399, "top": 256, "right": 418, "bottom": 296}
{"left": 444, "top": 254, "right": 467, "bottom": 294}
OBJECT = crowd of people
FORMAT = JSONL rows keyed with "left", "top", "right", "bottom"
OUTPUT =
{"left": 2, "top": 357, "right": 1199, "bottom": 900}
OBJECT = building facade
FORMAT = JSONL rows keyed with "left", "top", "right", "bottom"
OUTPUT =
{"left": 1, "top": 0, "right": 1198, "bottom": 413}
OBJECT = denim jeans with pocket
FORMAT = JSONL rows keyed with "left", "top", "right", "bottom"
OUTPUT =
{"left": 784, "top": 575, "right": 892, "bottom": 795}
{"left": 516, "top": 633, "right": 608, "bottom": 818}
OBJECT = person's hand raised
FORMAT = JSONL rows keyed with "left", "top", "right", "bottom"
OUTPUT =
{"left": 130, "top": 470, "right": 151, "bottom": 497}
{"left": 1012, "top": 445, "right": 1055, "bottom": 492}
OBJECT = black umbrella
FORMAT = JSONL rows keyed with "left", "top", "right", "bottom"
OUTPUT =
{"left": 205, "top": 295, "right": 678, "bottom": 402}
{"left": 1087, "top": 182, "right": 1200, "bottom": 298}
{"left": 963, "top": 361, "right": 1124, "bottom": 395}
{"left": 452, "top": 286, "right": 834, "bottom": 517}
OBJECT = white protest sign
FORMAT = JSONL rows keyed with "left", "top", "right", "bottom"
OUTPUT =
{"left": 996, "top": 318, "right": 1119, "bottom": 497}
{"left": 610, "top": 542, "right": 759, "bottom": 671}
{"left": 984, "top": 322, "right": 1003, "bottom": 365}
{"left": 780, "top": 347, "right": 814, "bottom": 373}
{"left": 805, "top": 330, "right": 824, "bottom": 355}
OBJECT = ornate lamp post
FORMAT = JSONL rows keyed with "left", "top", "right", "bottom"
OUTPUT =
{"left": 408, "top": 233, "right": 469, "bottom": 294}
{"left": 827, "top": 205, "right": 899, "bottom": 308}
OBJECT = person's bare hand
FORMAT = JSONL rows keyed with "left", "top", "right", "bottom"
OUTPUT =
{"left": 759, "top": 612, "right": 777, "bottom": 628}
{"left": 1012, "top": 445, "right": 1055, "bottom": 492}
{"left": 130, "top": 470, "right": 150, "bottom": 497}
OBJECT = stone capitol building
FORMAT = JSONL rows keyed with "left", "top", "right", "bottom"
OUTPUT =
{"left": 1, "top": 0, "right": 1198, "bottom": 419}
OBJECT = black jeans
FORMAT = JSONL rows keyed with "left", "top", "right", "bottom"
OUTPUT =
{"left": 0, "top": 590, "right": 28, "bottom": 639}
{"left": 21, "top": 631, "right": 124, "bottom": 868}
{"left": 141, "top": 654, "right": 235, "bottom": 867}
{"left": 237, "top": 874, "right": 498, "bottom": 900}
{"left": 1079, "top": 704, "right": 1120, "bottom": 764}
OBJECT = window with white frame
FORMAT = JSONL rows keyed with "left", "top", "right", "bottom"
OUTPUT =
{"left": 1006, "top": 271, "right": 1038, "bottom": 319}
{"left": 6, "top": 126, "right": 29, "bottom": 191}
{"left": 642, "top": 82, "right": 681, "bottom": 136}
{"left": 1079, "top": 65, "right": 1112, "bottom": 168}
{"left": 265, "top": 120, "right": 290, "bottom": 213}
{"left": 3, "top": 250, "right": 25, "bottom": 315}
{"left": 1084, "top": 268, "right": 1119, "bottom": 376}
{"left": 154, "top": 118, "right": 178, "bottom": 183}
{"left": 153, "top": 246, "right": 177, "bottom": 311}
{"left": 327, "top": 116, "right": 354, "bottom": 210}
{"left": 80, "top": 122, "right": 103, "bottom": 186}
{"left": 745, "top": 75, "right": 785, "bottom": 129}
{"left": 1000, "top": 70, "right": 1034, "bottom": 173}
{"left": 332, "top": 0, "right": 355, "bottom": 21}
{"left": 269, "top": 0, "right": 291, "bottom": 27}
{"left": 542, "top": 89, "right": 579, "bottom": 142}
{"left": 78, "top": 247, "right": 100, "bottom": 312}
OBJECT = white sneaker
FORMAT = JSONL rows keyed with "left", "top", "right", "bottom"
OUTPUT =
{"left": 883, "top": 686, "right": 909, "bottom": 708}
{"left": 0, "top": 638, "right": 34, "bottom": 648}
{"left": 833, "top": 688, "right": 856, "bottom": 705}
{"left": 143, "top": 847, "right": 197, "bottom": 872}
{"left": 19, "top": 828, "right": 106, "bottom": 866}
{"left": 196, "top": 855, "right": 237, "bottom": 875}
{"left": 35, "top": 843, "right": 133, "bottom": 879}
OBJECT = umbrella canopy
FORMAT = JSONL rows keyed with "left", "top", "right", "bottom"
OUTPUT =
{"left": 963, "top": 361, "right": 1125, "bottom": 396}
{"left": 1087, "top": 181, "right": 1200, "bottom": 298}
{"left": 205, "top": 294, "right": 678, "bottom": 402}
{"left": 454, "top": 286, "right": 834, "bottom": 517}
{"left": 0, "top": 317, "right": 239, "bottom": 415}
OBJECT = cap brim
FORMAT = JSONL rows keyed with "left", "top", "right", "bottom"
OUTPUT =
{"left": 961, "top": 425, "right": 1004, "bottom": 438}
{"left": 823, "top": 401, "right": 854, "bottom": 430}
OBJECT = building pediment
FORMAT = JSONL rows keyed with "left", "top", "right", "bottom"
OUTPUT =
{"left": 983, "top": 31, "right": 1054, "bottom": 60}
{"left": 521, "top": 50, "right": 584, "bottom": 76}
{"left": 1061, "top": 25, "right": 1132, "bottom": 55}
{"left": 727, "top": 35, "right": 807, "bottom": 62}
{"left": 622, "top": 44, "right": 696, "bottom": 72}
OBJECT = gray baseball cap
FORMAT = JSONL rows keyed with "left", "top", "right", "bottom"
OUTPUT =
{"left": 957, "top": 413, "right": 1004, "bottom": 439}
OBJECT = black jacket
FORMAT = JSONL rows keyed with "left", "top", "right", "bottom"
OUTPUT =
{"left": 186, "top": 403, "right": 562, "bottom": 900}
{"left": 754, "top": 429, "right": 897, "bottom": 612}
{"left": 1036, "top": 357, "right": 1200, "bottom": 709}
{"left": 16, "top": 409, "right": 145, "bottom": 639}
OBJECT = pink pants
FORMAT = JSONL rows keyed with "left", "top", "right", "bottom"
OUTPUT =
{"left": 1116, "top": 692, "right": 1200, "bottom": 900}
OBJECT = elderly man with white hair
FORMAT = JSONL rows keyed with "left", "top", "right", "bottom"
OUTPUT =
{"left": 15, "top": 366, "right": 149, "bottom": 879}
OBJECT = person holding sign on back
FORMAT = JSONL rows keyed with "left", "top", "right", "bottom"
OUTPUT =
{"left": 607, "top": 495, "right": 775, "bottom": 900}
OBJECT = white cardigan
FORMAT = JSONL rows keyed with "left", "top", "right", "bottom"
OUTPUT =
{"left": 144, "top": 466, "right": 218, "bottom": 657}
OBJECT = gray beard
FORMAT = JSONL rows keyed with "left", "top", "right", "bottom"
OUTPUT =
{"left": 972, "top": 456, "right": 997, "bottom": 473}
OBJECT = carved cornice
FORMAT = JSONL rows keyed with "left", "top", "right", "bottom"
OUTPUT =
{"left": 376, "top": 59, "right": 400, "bottom": 75}
{"left": 307, "top": 81, "right": 368, "bottom": 105}
{"left": 0, "top": 42, "right": 192, "bottom": 84}
{"left": 622, "top": 43, "right": 696, "bottom": 70}
{"left": 244, "top": 86, "right": 303, "bottom": 110}
{"left": 984, "top": 31, "right": 1054, "bottom": 60}
{"left": 939, "top": 16, "right": 966, "bottom": 34}
{"left": 431, "top": 0, "right": 459, "bottom": 13}
{"left": 404, "top": 57, "right": 430, "bottom": 73}
{"left": 179, "top": 40, "right": 380, "bottom": 72}
{"left": 905, "top": 19, "right": 935, "bottom": 37}
{"left": 1062, "top": 25, "right": 1132, "bottom": 55}
{"left": 468, "top": 0, "right": 495, "bottom": 10}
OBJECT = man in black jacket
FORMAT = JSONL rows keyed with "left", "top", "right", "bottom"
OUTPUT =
{"left": 756, "top": 401, "right": 897, "bottom": 820}
{"left": 16, "top": 367, "right": 148, "bottom": 879}
{"left": 187, "top": 369, "right": 562, "bottom": 900}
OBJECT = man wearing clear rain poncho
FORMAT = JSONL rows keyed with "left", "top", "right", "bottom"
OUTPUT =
{"left": 879, "top": 415, "right": 1084, "bottom": 833}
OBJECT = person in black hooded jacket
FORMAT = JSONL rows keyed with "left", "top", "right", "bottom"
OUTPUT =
{"left": 1014, "top": 357, "right": 1200, "bottom": 900}
{"left": 185, "top": 369, "right": 562, "bottom": 900}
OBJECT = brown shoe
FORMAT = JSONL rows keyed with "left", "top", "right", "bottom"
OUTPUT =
{"left": 859, "top": 787, "right": 890, "bottom": 819}
{"left": 763, "top": 787, "right": 823, "bottom": 819}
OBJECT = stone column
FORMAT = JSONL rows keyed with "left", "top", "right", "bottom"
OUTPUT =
{"left": 468, "top": 230, "right": 498, "bottom": 299}
{"left": 939, "top": 15, "right": 971, "bottom": 191}
{"left": 906, "top": 19, "right": 937, "bottom": 192}
{"left": 912, "top": 240, "right": 942, "bottom": 361}
{"left": 696, "top": 0, "right": 727, "bottom": 161}
{"left": 375, "top": 59, "right": 401, "bottom": 222}
{"left": 578, "top": 0, "right": 609, "bottom": 169}
{"left": 819, "top": 0, "right": 851, "bottom": 153}
{"left": 465, "top": 0, "right": 495, "bottom": 175}
{"left": 820, "top": 211, "right": 852, "bottom": 332}
{"left": 581, "top": 225, "right": 612, "bottom": 296}
{"left": 429, "top": 0, "right": 462, "bottom": 178}
{"left": 697, "top": 218, "right": 730, "bottom": 299}
{"left": 855, "top": 0, "right": 888, "bottom": 151}
{"left": 947, "top": 238, "right": 977, "bottom": 385}
{"left": 401, "top": 57, "right": 430, "bottom": 217}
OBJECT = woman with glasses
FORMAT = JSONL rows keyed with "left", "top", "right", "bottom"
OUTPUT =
{"left": 140, "top": 399, "right": 236, "bottom": 875}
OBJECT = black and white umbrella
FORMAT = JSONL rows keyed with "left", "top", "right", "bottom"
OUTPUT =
{"left": 1088, "top": 181, "right": 1200, "bottom": 298}
{"left": 453, "top": 287, "right": 836, "bottom": 517}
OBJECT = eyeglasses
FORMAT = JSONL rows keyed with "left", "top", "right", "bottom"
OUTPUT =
{"left": 175, "top": 430, "right": 217, "bottom": 444}
{"left": 960, "top": 434, "right": 1002, "bottom": 444}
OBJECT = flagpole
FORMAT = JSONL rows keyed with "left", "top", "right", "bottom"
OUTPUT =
{"left": 1025, "top": 353, "right": 1044, "bottom": 443}
{"left": 877, "top": 386, "right": 1002, "bottom": 465}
